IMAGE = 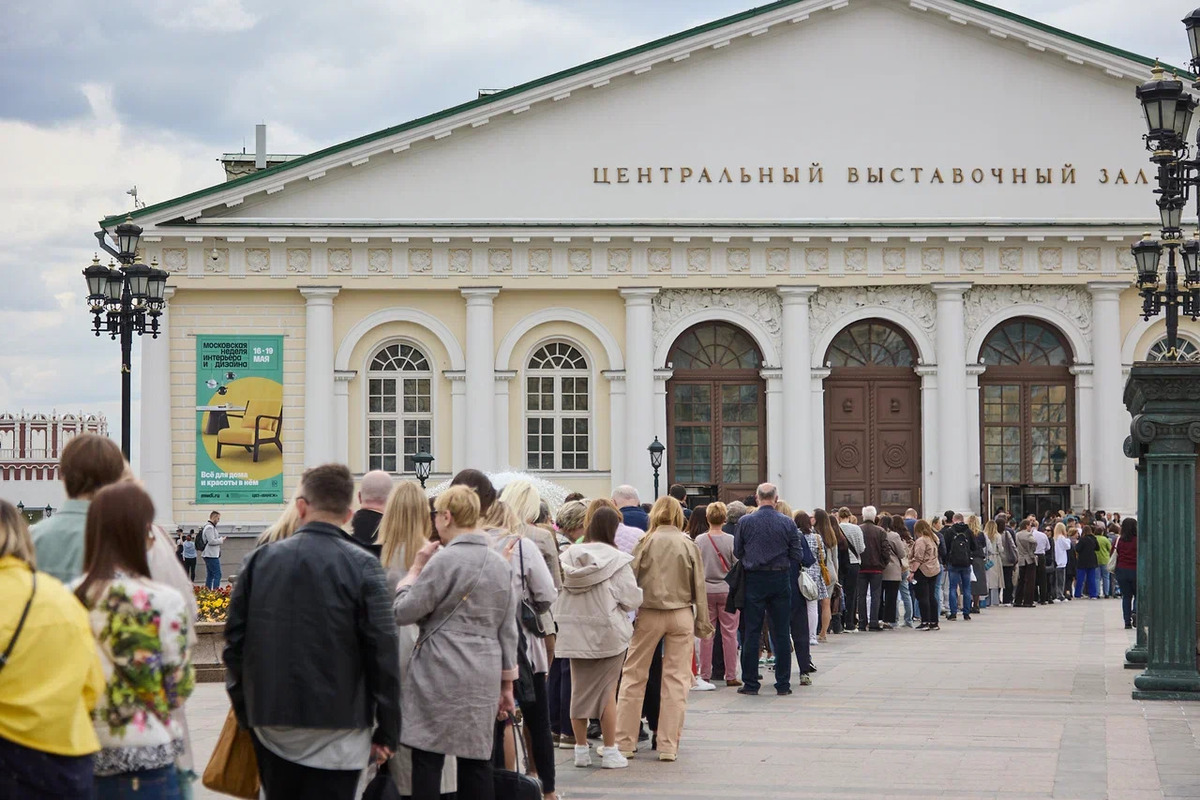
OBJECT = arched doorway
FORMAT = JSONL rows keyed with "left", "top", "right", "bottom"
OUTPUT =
{"left": 824, "top": 320, "right": 922, "bottom": 513}
{"left": 979, "top": 317, "right": 1075, "bottom": 520}
{"left": 666, "top": 321, "right": 766, "bottom": 503}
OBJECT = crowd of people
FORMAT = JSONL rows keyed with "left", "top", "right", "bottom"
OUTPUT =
{"left": 0, "top": 436, "right": 1141, "bottom": 799}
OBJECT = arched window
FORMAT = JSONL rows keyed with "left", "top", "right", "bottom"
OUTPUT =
{"left": 979, "top": 318, "right": 1074, "bottom": 487}
{"left": 367, "top": 342, "right": 433, "bottom": 473}
{"left": 525, "top": 342, "right": 589, "bottom": 471}
{"left": 826, "top": 321, "right": 915, "bottom": 367}
{"left": 1147, "top": 336, "right": 1200, "bottom": 362}
{"left": 669, "top": 322, "right": 762, "bottom": 370}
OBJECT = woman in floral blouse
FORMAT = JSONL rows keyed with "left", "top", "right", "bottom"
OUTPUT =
{"left": 73, "top": 483, "right": 194, "bottom": 799}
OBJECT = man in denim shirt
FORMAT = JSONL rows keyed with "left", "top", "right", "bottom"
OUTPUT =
{"left": 733, "top": 483, "right": 804, "bottom": 696}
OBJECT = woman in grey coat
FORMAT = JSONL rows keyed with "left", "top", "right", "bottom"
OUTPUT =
{"left": 394, "top": 485, "right": 519, "bottom": 800}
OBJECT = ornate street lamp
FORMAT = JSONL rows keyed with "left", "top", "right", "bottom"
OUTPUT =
{"left": 43, "top": 504, "right": 52, "bottom": 519}
{"left": 412, "top": 451, "right": 434, "bottom": 489}
{"left": 1049, "top": 446, "right": 1067, "bottom": 483}
{"left": 86, "top": 215, "right": 169, "bottom": 459}
{"left": 647, "top": 437, "right": 665, "bottom": 499}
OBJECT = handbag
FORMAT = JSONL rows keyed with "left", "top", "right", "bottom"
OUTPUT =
{"left": 1107, "top": 544, "right": 1119, "bottom": 571}
{"left": 362, "top": 761, "right": 402, "bottom": 800}
{"left": 798, "top": 569, "right": 819, "bottom": 601}
{"left": 493, "top": 713, "right": 542, "bottom": 800}
{"left": 513, "top": 625, "right": 537, "bottom": 706}
{"left": 201, "top": 710, "right": 260, "bottom": 800}
{"left": 517, "top": 539, "right": 549, "bottom": 639}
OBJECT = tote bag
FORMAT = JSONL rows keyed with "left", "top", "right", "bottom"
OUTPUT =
{"left": 202, "top": 710, "right": 260, "bottom": 799}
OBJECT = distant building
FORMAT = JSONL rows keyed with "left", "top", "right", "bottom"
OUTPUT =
{"left": 0, "top": 412, "right": 109, "bottom": 520}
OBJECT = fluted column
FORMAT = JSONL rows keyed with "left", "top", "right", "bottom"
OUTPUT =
{"left": 779, "top": 286, "right": 818, "bottom": 506}
{"left": 300, "top": 286, "right": 340, "bottom": 467}
{"left": 1089, "top": 281, "right": 1130, "bottom": 513}
{"left": 621, "top": 288, "right": 659, "bottom": 500}
{"left": 462, "top": 288, "right": 500, "bottom": 471}
{"left": 141, "top": 288, "right": 175, "bottom": 526}
{"left": 932, "top": 282, "right": 971, "bottom": 513}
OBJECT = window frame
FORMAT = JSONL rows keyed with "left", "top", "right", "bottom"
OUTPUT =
{"left": 523, "top": 338, "right": 593, "bottom": 472}
{"left": 364, "top": 339, "right": 436, "bottom": 475}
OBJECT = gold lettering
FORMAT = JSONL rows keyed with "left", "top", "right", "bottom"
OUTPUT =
{"left": 698, "top": 167, "right": 712, "bottom": 183}
{"left": 680, "top": 167, "right": 694, "bottom": 183}
{"left": 1061, "top": 164, "right": 1075, "bottom": 184}
{"left": 931, "top": 168, "right": 944, "bottom": 184}
{"left": 616, "top": 167, "right": 629, "bottom": 184}
{"left": 660, "top": 167, "right": 673, "bottom": 183}
{"left": 910, "top": 166, "right": 923, "bottom": 183}
{"left": 1115, "top": 169, "right": 1129, "bottom": 184}
{"left": 848, "top": 167, "right": 860, "bottom": 183}
{"left": 720, "top": 168, "right": 733, "bottom": 183}
{"left": 809, "top": 163, "right": 824, "bottom": 183}
{"left": 1036, "top": 168, "right": 1051, "bottom": 184}
{"left": 1012, "top": 168, "right": 1026, "bottom": 184}
{"left": 592, "top": 167, "right": 610, "bottom": 184}
{"left": 890, "top": 167, "right": 905, "bottom": 183}
{"left": 1135, "top": 169, "right": 1149, "bottom": 185}
{"left": 991, "top": 168, "right": 1004, "bottom": 184}
{"left": 971, "top": 168, "right": 984, "bottom": 184}
{"left": 867, "top": 167, "right": 883, "bottom": 183}
{"left": 1099, "top": 168, "right": 1109, "bottom": 184}
{"left": 952, "top": 167, "right": 964, "bottom": 184}
{"left": 740, "top": 168, "right": 752, "bottom": 183}
{"left": 783, "top": 167, "right": 799, "bottom": 183}
{"left": 759, "top": 167, "right": 773, "bottom": 183}
{"left": 638, "top": 167, "right": 652, "bottom": 183}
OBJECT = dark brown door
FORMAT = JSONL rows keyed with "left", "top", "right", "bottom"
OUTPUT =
{"left": 823, "top": 321, "right": 922, "bottom": 515}
{"left": 666, "top": 322, "right": 766, "bottom": 503}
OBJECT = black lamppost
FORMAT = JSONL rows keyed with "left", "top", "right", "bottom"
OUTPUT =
{"left": 43, "top": 504, "right": 52, "bottom": 519}
{"left": 647, "top": 437, "right": 665, "bottom": 499}
{"left": 15, "top": 502, "right": 24, "bottom": 518}
{"left": 85, "top": 216, "right": 169, "bottom": 459}
{"left": 412, "top": 451, "right": 434, "bottom": 489}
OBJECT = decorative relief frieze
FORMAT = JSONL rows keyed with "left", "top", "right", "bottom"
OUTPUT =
{"left": 488, "top": 248, "right": 512, "bottom": 273}
{"left": 963, "top": 284, "right": 1093, "bottom": 342}
{"left": 766, "top": 248, "right": 789, "bottom": 273}
{"left": 409, "top": 249, "right": 432, "bottom": 273}
{"left": 921, "top": 247, "right": 944, "bottom": 272}
{"left": 1117, "top": 247, "right": 1135, "bottom": 272}
{"left": 844, "top": 248, "right": 867, "bottom": 273}
{"left": 529, "top": 248, "right": 550, "bottom": 273}
{"left": 246, "top": 248, "right": 271, "bottom": 273}
{"left": 607, "top": 248, "right": 631, "bottom": 274}
{"left": 327, "top": 248, "right": 351, "bottom": 273}
{"left": 568, "top": 248, "right": 591, "bottom": 273}
{"left": 1078, "top": 247, "right": 1101, "bottom": 272}
{"left": 999, "top": 248, "right": 1023, "bottom": 272}
{"left": 449, "top": 248, "right": 471, "bottom": 273}
{"left": 1038, "top": 247, "right": 1062, "bottom": 272}
{"left": 809, "top": 286, "right": 936, "bottom": 342}
{"left": 960, "top": 247, "right": 984, "bottom": 272}
{"left": 652, "top": 289, "right": 782, "bottom": 358}
{"left": 883, "top": 248, "right": 906, "bottom": 272}
{"left": 727, "top": 248, "right": 750, "bottom": 273}
{"left": 805, "top": 248, "right": 829, "bottom": 273}
{"left": 162, "top": 248, "right": 188, "bottom": 273}
{"left": 286, "top": 248, "right": 310, "bottom": 274}
{"left": 205, "top": 248, "right": 229, "bottom": 274}
{"left": 367, "top": 248, "right": 392, "bottom": 273}
{"left": 648, "top": 248, "right": 672, "bottom": 273}
{"left": 687, "top": 248, "right": 711, "bottom": 273}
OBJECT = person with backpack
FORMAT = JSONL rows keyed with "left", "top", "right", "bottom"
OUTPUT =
{"left": 943, "top": 514, "right": 976, "bottom": 621}
{"left": 198, "top": 511, "right": 226, "bottom": 590}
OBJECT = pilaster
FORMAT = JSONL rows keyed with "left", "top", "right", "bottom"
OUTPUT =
{"left": 461, "top": 288, "right": 500, "bottom": 471}
{"left": 603, "top": 370, "right": 627, "bottom": 492}
{"left": 811, "top": 367, "right": 831, "bottom": 506}
{"left": 1090, "top": 280, "right": 1131, "bottom": 513}
{"left": 621, "top": 287, "right": 659, "bottom": 500}
{"left": 446, "top": 370, "right": 467, "bottom": 474}
{"left": 333, "top": 370, "right": 355, "bottom": 467}
{"left": 761, "top": 368, "right": 784, "bottom": 492}
{"left": 299, "top": 286, "right": 340, "bottom": 467}
{"left": 494, "top": 370, "right": 517, "bottom": 470}
{"left": 916, "top": 365, "right": 940, "bottom": 515}
{"left": 778, "top": 285, "right": 818, "bottom": 505}
{"left": 932, "top": 282, "right": 971, "bottom": 513}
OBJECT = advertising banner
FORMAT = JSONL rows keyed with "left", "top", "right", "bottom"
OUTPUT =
{"left": 195, "top": 335, "right": 285, "bottom": 504}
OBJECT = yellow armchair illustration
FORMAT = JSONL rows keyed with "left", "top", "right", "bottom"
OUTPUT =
{"left": 216, "top": 399, "right": 283, "bottom": 463}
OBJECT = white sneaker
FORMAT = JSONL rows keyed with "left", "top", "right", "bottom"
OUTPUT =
{"left": 574, "top": 744, "right": 592, "bottom": 767}
{"left": 691, "top": 677, "right": 716, "bottom": 691}
{"left": 601, "top": 746, "right": 629, "bottom": 769}
{"left": 809, "top": 637, "right": 819, "bottom": 645}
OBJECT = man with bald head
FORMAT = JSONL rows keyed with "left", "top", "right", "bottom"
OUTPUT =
{"left": 350, "top": 470, "right": 394, "bottom": 550}
{"left": 733, "top": 483, "right": 805, "bottom": 696}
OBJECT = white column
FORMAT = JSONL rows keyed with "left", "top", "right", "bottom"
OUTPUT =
{"left": 494, "top": 371, "right": 516, "bottom": 470}
{"left": 778, "top": 286, "right": 818, "bottom": 506}
{"left": 1071, "top": 364, "right": 1096, "bottom": 503}
{"left": 917, "top": 365, "right": 940, "bottom": 515}
{"left": 447, "top": 371, "right": 467, "bottom": 474}
{"left": 141, "top": 288, "right": 175, "bottom": 526}
{"left": 604, "top": 371, "right": 627, "bottom": 492}
{"left": 811, "top": 368, "right": 830, "bottom": 506}
{"left": 462, "top": 288, "right": 500, "bottom": 471}
{"left": 621, "top": 288, "right": 659, "bottom": 500}
{"left": 653, "top": 368, "right": 672, "bottom": 497}
{"left": 932, "top": 282, "right": 972, "bottom": 513}
{"left": 763, "top": 369, "right": 784, "bottom": 491}
{"left": 966, "top": 365, "right": 986, "bottom": 513}
{"left": 333, "top": 370, "right": 355, "bottom": 467}
{"left": 1088, "top": 281, "right": 1128, "bottom": 513}
{"left": 300, "top": 286, "right": 340, "bottom": 466}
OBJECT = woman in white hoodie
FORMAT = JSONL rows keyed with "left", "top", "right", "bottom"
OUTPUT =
{"left": 554, "top": 506, "right": 643, "bottom": 770}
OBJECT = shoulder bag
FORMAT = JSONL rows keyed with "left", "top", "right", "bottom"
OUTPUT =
{"left": 517, "top": 540, "right": 549, "bottom": 639}
{"left": 0, "top": 564, "right": 36, "bottom": 674}
{"left": 798, "top": 569, "right": 819, "bottom": 601}
{"left": 202, "top": 710, "right": 260, "bottom": 799}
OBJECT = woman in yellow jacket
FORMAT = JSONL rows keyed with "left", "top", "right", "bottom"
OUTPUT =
{"left": 0, "top": 499, "right": 104, "bottom": 798}
{"left": 614, "top": 496, "right": 713, "bottom": 763}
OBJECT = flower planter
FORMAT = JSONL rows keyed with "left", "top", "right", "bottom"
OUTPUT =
{"left": 194, "top": 621, "right": 226, "bottom": 683}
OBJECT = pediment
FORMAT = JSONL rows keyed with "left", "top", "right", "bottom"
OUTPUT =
{"left": 122, "top": 0, "right": 1174, "bottom": 232}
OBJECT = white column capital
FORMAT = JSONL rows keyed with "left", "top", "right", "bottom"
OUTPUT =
{"left": 1069, "top": 363, "right": 1095, "bottom": 376}
{"left": 461, "top": 287, "right": 501, "bottom": 304}
{"left": 776, "top": 285, "right": 819, "bottom": 303}
{"left": 602, "top": 370, "right": 627, "bottom": 383}
{"left": 653, "top": 368, "right": 674, "bottom": 381}
{"left": 966, "top": 364, "right": 987, "bottom": 377}
{"left": 1086, "top": 279, "right": 1128, "bottom": 297}
{"left": 334, "top": 369, "right": 356, "bottom": 382}
{"left": 299, "top": 285, "right": 341, "bottom": 302}
{"left": 930, "top": 281, "right": 972, "bottom": 297}
{"left": 445, "top": 370, "right": 468, "bottom": 382}
{"left": 619, "top": 287, "right": 660, "bottom": 305}
{"left": 760, "top": 368, "right": 784, "bottom": 385}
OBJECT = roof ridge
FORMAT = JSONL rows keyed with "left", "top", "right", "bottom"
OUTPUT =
{"left": 101, "top": 0, "right": 1191, "bottom": 228}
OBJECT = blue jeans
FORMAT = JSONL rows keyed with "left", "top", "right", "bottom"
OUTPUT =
{"left": 899, "top": 575, "right": 914, "bottom": 624}
{"left": 1075, "top": 567, "right": 1099, "bottom": 598}
{"left": 95, "top": 766, "right": 180, "bottom": 799}
{"left": 947, "top": 566, "right": 973, "bottom": 617}
{"left": 203, "top": 556, "right": 222, "bottom": 589}
{"left": 934, "top": 569, "right": 945, "bottom": 618}
{"left": 740, "top": 570, "right": 792, "bottom": 693}
{"left": 1116, "top": 567, "right": 1137, "bottom": 626}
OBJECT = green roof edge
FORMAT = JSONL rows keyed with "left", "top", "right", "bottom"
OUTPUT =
{"left": 100, "top": 0, "right": 1192, "bottom": 229}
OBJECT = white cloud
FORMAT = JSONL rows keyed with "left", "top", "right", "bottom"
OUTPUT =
{"left": 143, "top": 0, "right": 258, "bottom": 32}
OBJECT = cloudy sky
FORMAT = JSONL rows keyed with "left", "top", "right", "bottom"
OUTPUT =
{"left": 0, "top": 0, "right": 1191, "bottom": 463}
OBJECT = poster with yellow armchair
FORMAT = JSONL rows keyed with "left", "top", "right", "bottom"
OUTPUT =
{"left": 195, "top": 335, "right": 284, "bottom": 504}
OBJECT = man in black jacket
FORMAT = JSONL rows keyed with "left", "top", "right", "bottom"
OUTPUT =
{"left": 349, "top": 469, "right": 393, "bottom": 555}
{"left": 944, "top": 513, "right": 978, "bottom": 621}
{"left": 224, "top": 463, "right": 400, "bottom": 800}
{"left": 856, "top": 506, "right": 892, "bottom": 632}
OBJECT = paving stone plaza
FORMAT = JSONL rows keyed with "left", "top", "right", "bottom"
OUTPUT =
{"left": 188, "top": 598, "right": 1200, "bottom": 800}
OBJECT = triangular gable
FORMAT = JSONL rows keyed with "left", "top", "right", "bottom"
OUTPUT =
{"left": 104, "top": 0, "right": 1186, "bottom": 230}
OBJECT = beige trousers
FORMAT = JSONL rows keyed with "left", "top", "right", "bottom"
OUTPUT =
{"left": 615, "top": 606, "right": 694, "bottom": 757}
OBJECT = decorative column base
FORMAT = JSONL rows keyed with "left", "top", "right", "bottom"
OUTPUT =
{"left": 1124, "top": 362, "right": 1200, "bottom": 701}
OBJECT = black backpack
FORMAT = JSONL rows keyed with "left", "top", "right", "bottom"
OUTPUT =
{"left": 948, "top": 530, "right": 972, "bottom": 567}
